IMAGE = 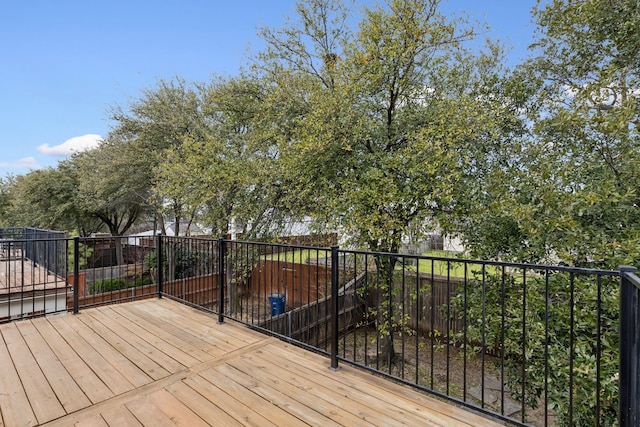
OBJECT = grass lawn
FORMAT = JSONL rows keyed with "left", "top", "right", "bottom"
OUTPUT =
{"left": 265, "top": 249, "right": 513, "bottom": 280}
{"left": 265, "top": 249, "right": 331, "bottom": 264}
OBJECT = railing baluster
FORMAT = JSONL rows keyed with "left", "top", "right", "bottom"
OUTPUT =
{"left": 157, "top": 234, "right": 163, "bottom": 298}
{"left": 330, "top": 245, "right": 339, "bottom": 371}
{"left": 619, "top": 266, "right": 640, "bottom": 427}
{"left": 218, "top": 238, "right": 225, "bottom": 324}
{"left": 73, "top": 236, "right": 79, "bottom": 314}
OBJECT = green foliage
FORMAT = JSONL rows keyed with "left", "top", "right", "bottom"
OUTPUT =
{"left": 146, "top": 245, "right": 212, "bottom": 280}
{"left": 0, "top": 167, "right": 103, "bottom": 235}
{"left": 67, "top": 237, "right": 94, "bottom": 271}
{"left": 72, "top": 140, "right": 149, "bottom": 239}
{"left": 88, "top": 276, "right": 151, "bottom": 295}
{"left": 452, "top": 270, "right": 619, "bottom": 426}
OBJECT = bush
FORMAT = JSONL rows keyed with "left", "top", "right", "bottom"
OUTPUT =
{"left": 451, "top": 270, "right": 619, "bottom": 426}
{"left": 88, "top": 276, "right": 152, "bottom": 295}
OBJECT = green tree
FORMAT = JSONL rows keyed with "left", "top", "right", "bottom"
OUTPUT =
{"left": 465, "top": 0, "right": 640, "bottom": 268}
{"left": 454, "top": 1, "right": 639, "bottom": 424}
{"left": 0, "top": 166, "right": 102, "bottom": 234}
{"left": 154, "top": 76, "right": 294, "bottom": 240}
{"left": 109, "top": 77, "right": 210, "bottom": 237}
{"left": 72, "top": 139, "right": 149, "bottom": 264}
{"left": 0, "top": 175, "right": 14, "bottom": 226}
{"left": 255, "top": 0, "right": 522, "bottom": 364}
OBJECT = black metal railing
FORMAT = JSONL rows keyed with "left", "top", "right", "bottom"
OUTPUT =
{"left": 2, "top": 233, "right": 638, "bottom": 426}
{"left": 619, "top": 266, "right": 640, "bottom": 426}
{"left": 0, "top": 230, "right": 69, "bottom": 322}
{"left": 0, "top": 227, "right": 67, "bottom": 277}
{"left": 71, "top": 235, "right": 158, "bottom": 310}
{"left": 202, "top": 240, "right": 624, "bottom": 427}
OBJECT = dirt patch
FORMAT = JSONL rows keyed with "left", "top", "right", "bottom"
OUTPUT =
{"left": 336, "top": 327, "right": 553, "bottom": 426}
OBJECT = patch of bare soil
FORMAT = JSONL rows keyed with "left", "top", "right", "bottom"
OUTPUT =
{"left": 336, "top": 327, "right": 554, "bottom": 426}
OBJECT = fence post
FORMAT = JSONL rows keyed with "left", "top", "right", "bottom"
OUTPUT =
{"left": 218, "top": 238, "right": 226, "bottom": 324}
{"left": 157, "top": 234, "right": 163, "bottom": 298}
{"left": 73, "top": 237, "right": 79, "bottom": 314}
{"left": 330, "top": 245, "right": 340, "bottom": 371}
{"left": 619, "top": 265, "right": 640, "bottom": 427}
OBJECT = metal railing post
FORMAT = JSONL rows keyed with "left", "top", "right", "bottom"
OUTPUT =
{"left": 218, "top": 238, "right": 226, "bottom": 324}
{"left": 330, "top": 245, "right": 340, "bottom": 371}
{"left": 73, "top": 237, "right": 79, "bottom": 314}
{"left": 619, "top": 265, "right": 640, "bottom": 427}
{"left": 157, "top": 234, "right": 163, "bottom": 298}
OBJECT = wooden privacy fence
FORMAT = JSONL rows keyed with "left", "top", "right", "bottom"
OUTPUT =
{"left": 248, "top": 260, "right": 333, "bottom": 309}
{"left": 258, "top": 272, "right": 366, "bottom": 346}
{"left": 400, "top": 273, "right": 465, "bottom": 336}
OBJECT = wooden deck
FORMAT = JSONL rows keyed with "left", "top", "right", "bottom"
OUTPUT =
{"left": 0, "top": 298, "right": 502, "bottom": 426}
{"left": 0, "top": 256, "right": 68, "bottom": 296}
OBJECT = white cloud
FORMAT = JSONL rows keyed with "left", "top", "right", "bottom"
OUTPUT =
{"left": 38, "top": 134, "right": 103, "bottom": 157}
{"left": 0, "top": 157, "right": 41, "bottom": 170}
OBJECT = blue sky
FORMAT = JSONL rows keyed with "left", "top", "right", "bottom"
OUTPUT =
{"left": 0, "top": 0, "right": 540, "bottom": 177}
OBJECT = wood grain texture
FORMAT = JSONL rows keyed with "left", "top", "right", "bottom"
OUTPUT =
{"left": 0, "top": 298, "right": 501, "bottom": 426}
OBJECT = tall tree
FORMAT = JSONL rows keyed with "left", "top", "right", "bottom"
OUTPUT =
{"left": 72, "top": 139, "right": 149, "bottom": 264}
{"left": 0, "top": 166, "right": 102, "bottom": 235}
{"left": 255, "top": 0, "right": 521, "bottom": 364}
{"left": 463, "top": 0, "right": 640, "bottom": 268}
{"left": 453, "top": 2, "right": 639, "bottom": 424}
{"left": 109, "top": 77, "right": 209, "bottom": 236}
{"left": 531, "top": 0, "right": 640, "bottom": 268}
{"left": 154, "top": 76, "right": 292, "bottom": 239}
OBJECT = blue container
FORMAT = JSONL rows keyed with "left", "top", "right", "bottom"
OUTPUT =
{"left": 269, "top": 293, "right": 286, "bottom": 316}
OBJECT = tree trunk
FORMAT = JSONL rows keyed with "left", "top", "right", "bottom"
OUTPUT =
{"left": 373, "top": 240, "right": 400, "bottom": 370}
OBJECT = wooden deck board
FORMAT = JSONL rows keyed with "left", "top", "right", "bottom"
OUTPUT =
{"left": 14, "top": 320, "right": 92, "bottom": 413}
{"left": 0, "top": 258, "right": 67, "bottom": 295}
{"left": 0, "top": 298, "right": 503, "bottom": 426}
{"left": 1, "top": 322, "right": 66, "bottom": 424}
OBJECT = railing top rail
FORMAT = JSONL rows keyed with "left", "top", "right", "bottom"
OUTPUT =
{"left": 0, "top": 236, "right": 69, "bottom": 243}
{"left": 223, "top": 238, "right": 332, "bottom": 252}
{"left": 336, "top": 247, "right": 621, "bottom": 276}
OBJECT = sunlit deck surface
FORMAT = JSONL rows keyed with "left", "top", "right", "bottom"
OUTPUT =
{"left": 0, "top": 298, "right": 501, "bottom": 426}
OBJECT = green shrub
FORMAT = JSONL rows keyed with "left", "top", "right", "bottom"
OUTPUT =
{"left": 451, "top": 270, "right": 619, "bottom": 426}
{"left": 88, "top": 276, "right": 152, "bottom": 295}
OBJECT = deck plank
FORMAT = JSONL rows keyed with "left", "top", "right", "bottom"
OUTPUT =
{"left": 14, "top": 320, "right": 91, "bottom": 413}
{"left": 57, "top": 313, "right": 154, "bottom": 389}
{"left": 47, "top": 315, "right": 134, "bottom": 396}
{"left": 163, "top": 380, "right": 244, "bottom": 427}
{"left": 264, "top": 341, "right": 475, "bottom": 426}
{"left": 116, "top": 301, "right": 238, "bottom": 356}
{"left": 0, "top": 298, "right": 503, "bottom": 427}
{"left": 230, "top": 349, "right": 397, "bottom": 426}
{"left": 1, "top": 322, "right": 66, "bottom": 424}
{"left": 124, "top": 397, "right": 177, "bottom": 427}
{"left": 108, "top": 303, "right": 214, "bottom": 362}
{"left": 96, "top": 305, "right": 201, "bottom": 367}
{"left": 181, "top": 374, "right": 277, "bottom": 427}
{"left": 33, "top": 318, "right": 114, "bottom": 404}
{"left": 75, "top": 310, "right": 171, "bottom": 380}
{"left": 187, "top": 372, "right": 289, "bottom": 427}
{"left": 146, "top": 388, "right": 210, "bottom": 427}
{"left": 210, "top": 362, "right": 345, "bottom": 427}
{"left": 143, "top": 298, "right": 262, "bottom": 347}
{"left": 73, "top": 414, "right": 109, "bottom": 427}
{"left": 84, "top": 307, "right": 186, "bottom": 374}
{"left": 0, "top": 326, "right": 38, "bottom": 426}
{"left": 100, "top": 406, "right": 143, "bottom": 427}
